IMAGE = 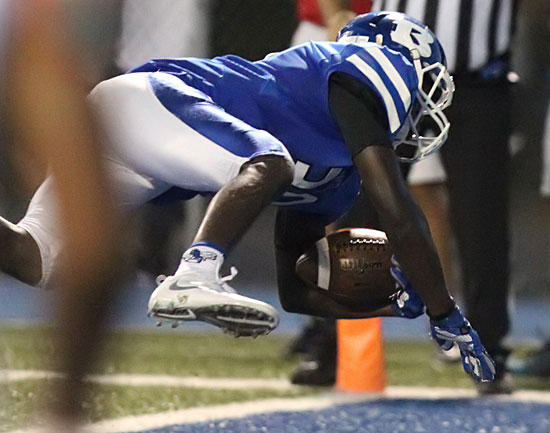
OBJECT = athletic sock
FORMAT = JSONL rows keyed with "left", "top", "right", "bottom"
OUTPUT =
{"left": 175, "top": 243, "right": 225, "bottom": 278}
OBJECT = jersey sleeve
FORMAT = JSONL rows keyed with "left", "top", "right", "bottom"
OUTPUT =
{"left": 329, "top": 72, "right": 393, "bottom": 157}
{"left": 329, "top": 43, "right": 418, "bottom": 138}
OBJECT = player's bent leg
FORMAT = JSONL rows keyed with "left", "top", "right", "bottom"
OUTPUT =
{"left": 194, "top": 155, "right": 294, "bottom": 251}
{"left": 0, "top": 216, "right": 41, "bottom": 286}
{"left": 148, "top": 155, "right": 293, "bottom": 337}
{"left": 92, "top": 72, "right": 293, "bottom": 335}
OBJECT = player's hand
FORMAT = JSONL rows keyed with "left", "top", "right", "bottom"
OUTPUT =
{"left": 430, "top": 305, "right": 496, "bottom": 382}
{"left": 389, "top": 256, "right": 425, "bottom": 319}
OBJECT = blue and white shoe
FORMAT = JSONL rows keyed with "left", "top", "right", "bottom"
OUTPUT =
{"left": 148, "top": 268, "right": 279, "bottom": 337}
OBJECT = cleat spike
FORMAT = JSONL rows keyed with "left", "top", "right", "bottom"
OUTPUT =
{"left": 156, "top": 321, "right": 162, "bottom": 327}
{"left": 171, "top": 321, "right": 179, "bottom": 328}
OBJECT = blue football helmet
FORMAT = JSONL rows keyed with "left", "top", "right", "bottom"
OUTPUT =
{"left": 338, "top": 11, "right": 455, "bottom": 162}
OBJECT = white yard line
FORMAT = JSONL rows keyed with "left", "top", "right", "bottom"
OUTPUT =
{"left": 4, "top": 369, "right": 550, "bottom": 402}
{"left": 386, "top": 386, "right": 550, "bottom": 403}
{"left": 5, "top": 370, "right": 550, "bottom": 433}
{"left": 0, "top": 369, "right": 295, "bottom": 390}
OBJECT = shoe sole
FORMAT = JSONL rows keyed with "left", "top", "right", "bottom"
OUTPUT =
{"left": 151, "top": 304, "right": 278, "bottom": 338}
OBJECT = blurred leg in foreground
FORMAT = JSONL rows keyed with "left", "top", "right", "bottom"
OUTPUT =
{"left": 4, "top": 0, "right": 125, "bottom": 427}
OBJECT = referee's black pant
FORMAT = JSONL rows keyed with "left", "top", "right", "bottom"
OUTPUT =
{"left": 442, "top": 75, "right": 512, "bottom": 360}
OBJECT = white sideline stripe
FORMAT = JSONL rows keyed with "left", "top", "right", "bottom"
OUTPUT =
{"left": 7, "top": 385, "right": 550, "bottom": 433}
{"left": 0, "top": 369, "right": 296, "bottom": 390}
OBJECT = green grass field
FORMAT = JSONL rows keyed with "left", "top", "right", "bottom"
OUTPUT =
{"left": 1, "top": 326, "right": 549, "bottom": 432}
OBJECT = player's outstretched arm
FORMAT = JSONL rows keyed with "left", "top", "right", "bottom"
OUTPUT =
{"left": 354, "top": 145, "right": 455, "bottom": 317}
{"left": 355, "top": 146, "right": 495, "bottom": 381}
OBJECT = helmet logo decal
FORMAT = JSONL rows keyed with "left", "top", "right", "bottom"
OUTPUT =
{"left": 389, "top": 19, "right": 434, "bottom": 58}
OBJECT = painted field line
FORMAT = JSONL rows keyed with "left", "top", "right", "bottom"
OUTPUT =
{"left": 8, "top": 393, "right": 376, "bottom": 433}
{"left": 387, "top": 386, "right": 550, "bottom": 403}
{"left": 0, "top": 369, "right": 296, "bottom": 390}
{"left": 8, "top": 386, "right": 550, "bottom": 433}
{"left": 4, "top": 369, "right": 550, "bottom": 401}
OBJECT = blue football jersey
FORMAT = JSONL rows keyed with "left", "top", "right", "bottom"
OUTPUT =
{"left": 131, "top": 41, "right": 418, "bottom": 223}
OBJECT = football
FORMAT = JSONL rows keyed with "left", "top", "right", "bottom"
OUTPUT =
{"left": 295, "top": 228, "right": 398, "bottom": 311}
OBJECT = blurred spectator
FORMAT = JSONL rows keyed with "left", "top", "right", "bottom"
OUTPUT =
{"left": 210, "top": 0, "right": 297, "bottom": 60}
{"left": 371, "top": 0, "right": 519, "bottom": 394}
{"left": 1, "top": 0, "right": 124, "bottom": 429}
{"left": 292, "top": 0, "right": 372, "bottom": 44}
{"left": 117, "top": 0, "right": 211, "bottom": 72}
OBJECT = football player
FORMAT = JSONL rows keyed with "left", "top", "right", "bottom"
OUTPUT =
{"left": 0, "top": 12, "right": 495, "bottom": 382}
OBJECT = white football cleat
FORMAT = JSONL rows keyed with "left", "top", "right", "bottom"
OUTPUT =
{"left": 148, "top": 268, "right": 279, "bottom": 337}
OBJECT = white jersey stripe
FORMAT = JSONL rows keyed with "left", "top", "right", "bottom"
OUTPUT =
{"left": 364, "top": 46, "right": 412, "bottom": 112}
{"left": 346, "top": 54, "right": 402, "bottom": 133}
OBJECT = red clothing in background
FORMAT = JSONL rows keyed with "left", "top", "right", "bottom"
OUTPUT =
{"left": 297, "top": 0, "right": 372, "bottom": 25}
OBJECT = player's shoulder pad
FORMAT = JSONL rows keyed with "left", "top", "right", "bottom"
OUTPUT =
{"left": 332, "top": 42, "right": 419, "bottom": 134}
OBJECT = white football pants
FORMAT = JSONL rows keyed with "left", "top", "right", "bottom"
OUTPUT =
{"left": 18, "top": 72, "right": 287, "bottom": 288}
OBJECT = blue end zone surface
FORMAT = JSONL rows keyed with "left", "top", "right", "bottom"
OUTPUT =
{"left": 136, "top": 399, "right": 550, "bottom": 433}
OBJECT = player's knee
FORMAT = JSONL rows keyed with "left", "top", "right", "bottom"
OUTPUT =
{"left": 279, "top": 295, "right": 301, "bottom": 314}
{"left": 246, "top": 154, "right": 295, "bottom": 193}
{"left": 87, "top": 74, "right": 137, "bottom": 113}
{"left": 87, "top": 77, "right": 115, "bottom": 107}
{"left": 0, "top": 219, "right": 42, "bottom": 286}
{"left": 267, "top": 155, "right": 295, "bottom": 190}
{"left": 278, "top": 286, "right": 309, "bottom": 314}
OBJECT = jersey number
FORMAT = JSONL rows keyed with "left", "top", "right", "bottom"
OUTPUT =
{"left": 273, "top": 161, "right": 343, "bottom": 205}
